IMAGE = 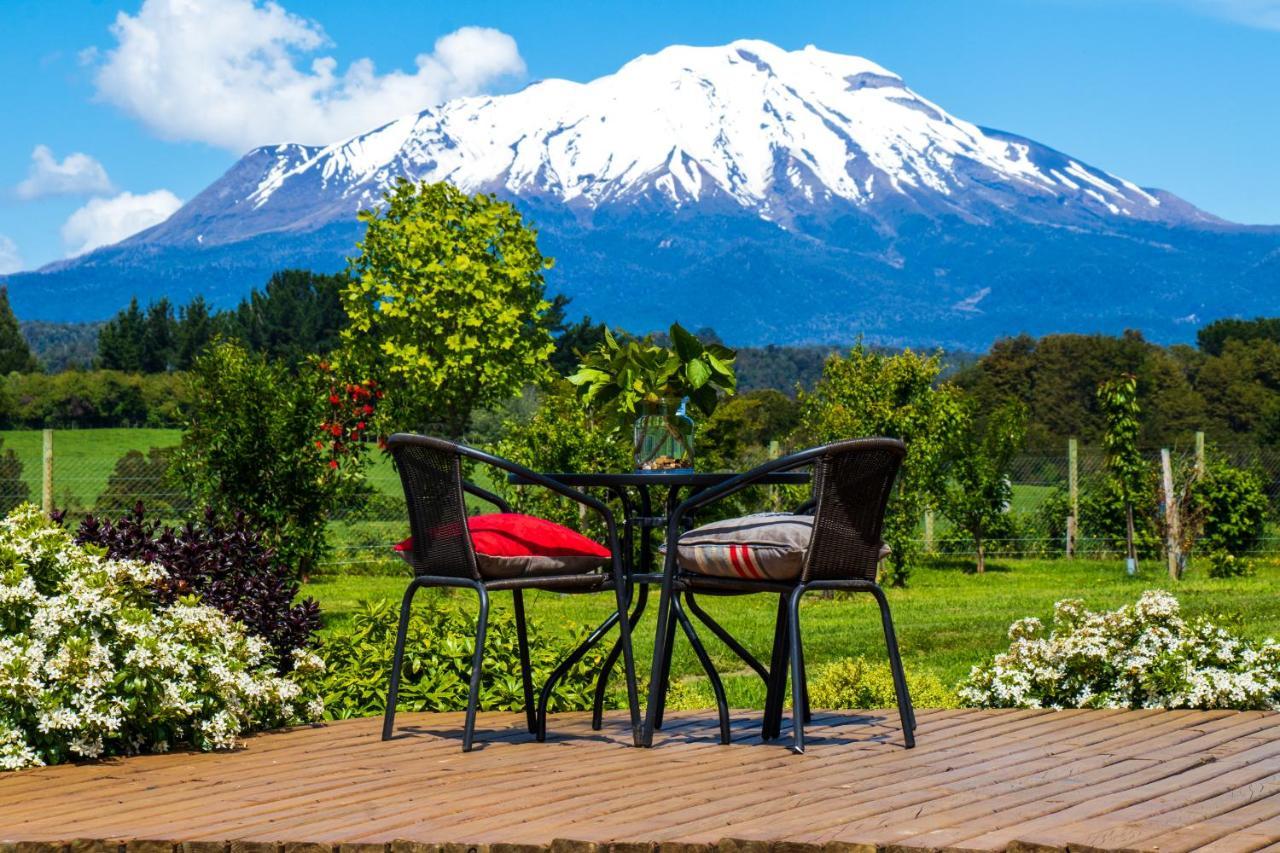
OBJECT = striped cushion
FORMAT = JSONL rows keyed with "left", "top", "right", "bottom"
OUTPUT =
{"left": 675, "top": 513, "right": 813, "bottom": 581}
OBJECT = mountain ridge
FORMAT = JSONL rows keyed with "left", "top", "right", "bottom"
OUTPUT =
{"left": 7, "top": 39, "right": 1279, "bottom": 347}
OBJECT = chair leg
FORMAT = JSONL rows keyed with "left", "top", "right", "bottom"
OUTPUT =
{"left": 381, "top": 580, "right": 420, "bottom": 741}
{"left": 762, "top": 594, "right": 789, "bottom": 741}
{"left": 652, "top": 605, "right": 678, "bottom": 731}
{"left": 512, "top": 590, "right": 537, "bottom": 735}
{"left": 869, "top": 585, "right": 915, "bottom": 749}
{"left": 799, "top": 632, "right": 812, "bottom": 725}
{"left": 462, "top": 585, "right": 491, "bottom": 753}
{"left": 673, "top": 596, "right": 730, "bottom": 745}
{"left": 592, "top": 584, "right": 648, "bottom": 731}
{"left": 787, "top": 585, "right": 807, "bottom": 754}
{"left": 612, "top": 568, "right": 643, "bottom": 746}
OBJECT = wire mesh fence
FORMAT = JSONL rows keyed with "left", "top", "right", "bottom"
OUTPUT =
{"left": 4, "top": 428, "right": 1277, "bottom": 572}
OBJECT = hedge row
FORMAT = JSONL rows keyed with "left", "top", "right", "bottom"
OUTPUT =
{"left": 0, "top": 371, "right": 189, "bottom": 429}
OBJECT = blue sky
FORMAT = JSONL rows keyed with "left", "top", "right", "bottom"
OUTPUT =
{"left": 1, "top": 0, "right": 1278, "bottom": 275}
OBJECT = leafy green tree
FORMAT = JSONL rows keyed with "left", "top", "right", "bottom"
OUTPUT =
{"left": 939, "top": 401, "right": 1027, "bottom": 573}
{"left": 96, "top": 298, "right": 146, "bottom": 371}
{"left": 796, "top": 344, "right": 963, "bottom": 586}
{"left": 342, "top": 180, "right": 555, "bottom": 437}
{"left": 1098, "top": 374, "right": 1145, "bottom": 570}
{"left": 95, "top": 447, "right": 182, "bottom": 519}
{"left": 0, "top": 287, "right": 38, "bottom": 374}
{"left": 174, "top": 340, "right": 360, "bottom": 578}
{"left": 174, "top": 296, "right": 216, "bottom": 370}
{"left": 1197, "top": 317, "right": 1280, "bottom": 357}
{"left": 222, "top": 270, "right": 348, "bottom": 365}
{"left": 546, "top": 295, "right": 609, "bottom": 377}
{"left": 141, "top": 298, "right": 176, "bottom": 373}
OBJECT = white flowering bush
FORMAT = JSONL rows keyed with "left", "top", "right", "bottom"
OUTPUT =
{"left": 0, "top": 505, "right": 324, "bottom": 770}
{"left": 959, "top": 590, "right": 1280, "bottom": 711}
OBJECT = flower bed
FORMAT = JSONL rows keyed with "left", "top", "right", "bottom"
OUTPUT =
{"left": 0, "top": 505, "right": 323, "bottom": 770}
{"left": 960, "top": 589, "right": 1280, "bottom": 710}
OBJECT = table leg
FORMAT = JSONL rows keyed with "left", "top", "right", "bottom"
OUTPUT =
{"left": 591, "top": 582, "right": 649, "bottom": 730}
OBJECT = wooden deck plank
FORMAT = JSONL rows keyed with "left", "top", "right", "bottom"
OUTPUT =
{"left": 0, "top": 709, "right": 1275, "bottom": 853}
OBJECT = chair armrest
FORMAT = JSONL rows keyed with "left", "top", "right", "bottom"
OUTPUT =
{"left": 462, "top": 479, "right": 511, "bottom": 514}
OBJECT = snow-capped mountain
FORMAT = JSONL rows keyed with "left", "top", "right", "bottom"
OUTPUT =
{"left": 8, "top": 40, "right": 1278, "bottom": 346}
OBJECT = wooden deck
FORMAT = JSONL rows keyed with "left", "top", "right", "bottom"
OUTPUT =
{"left": 2, "top": 709, "right": 1280, "bottom": 852}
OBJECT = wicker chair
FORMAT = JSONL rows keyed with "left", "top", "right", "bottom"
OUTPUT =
{"left": 642, "top": 437, "right": 912, "bottom": 753}
{"left": 383, "top": 434, "right": 641, "bottom": 751}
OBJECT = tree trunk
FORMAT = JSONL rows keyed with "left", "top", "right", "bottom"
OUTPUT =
{"left": 975, "top": 535, "right": 985, "bottom": 574}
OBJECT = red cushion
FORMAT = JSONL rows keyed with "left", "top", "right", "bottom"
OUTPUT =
{"left": 394, "top": 513, "right": 610, "bottom": 578}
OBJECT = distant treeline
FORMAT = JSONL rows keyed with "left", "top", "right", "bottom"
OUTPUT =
{"left": 5, "top": 269, "right": 1280, "bottom": 447}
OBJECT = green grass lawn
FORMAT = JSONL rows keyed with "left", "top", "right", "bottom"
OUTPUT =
{"left": 1, "top": 427, "right": 183, "bottom": 509}
{"left": 303, "top": 556, "right": 1280, "bottom": 707}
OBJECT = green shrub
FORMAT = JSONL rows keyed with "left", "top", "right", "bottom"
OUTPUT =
{"left": 1191, "top": 458, "right": 1269, "bottom": 556}
{"left": 94, "top": 447, "right": 183, "bottom": 518}
{"left": 959, "top": 590, "right": 1280, "bottom": 710}
{"left": 809, "top": 657, "right": 958, "bottom": 709}
{"left": 317, "top": 595, "right": 611, "bottom": 719}
{"left": 0, "top": 504, "right": 322, "bottom": 770}
{"left": 0, "top": 371, "right": 189, "bottom": 429}
{"left": 1205, "top": 550, "right": 1254, "bottom": 579}
{"left": 174, "top": 341, "right": 368, "bottom": 577}
{"left": 490, "top": 382, "right": 630, "bottom": 536}
{"left": 0, "top": 438, "right": 27, "bottom": 515}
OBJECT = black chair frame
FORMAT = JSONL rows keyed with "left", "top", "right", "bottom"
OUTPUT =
{"left": 642, "top": 437, "right": 915, "bottom": 753}
{"left": 382, "top": 434, "right": 641, "bottom": 751}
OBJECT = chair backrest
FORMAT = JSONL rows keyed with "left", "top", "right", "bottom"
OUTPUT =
{"left": 386, "top": 434, "right": 480, "bottom": 581}
{"left": 802, "top": 438, "right": 906, "bottom": 583}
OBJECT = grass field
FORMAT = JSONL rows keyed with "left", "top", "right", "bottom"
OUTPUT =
{"left": 303, "top": 556, "right": 1280, "bottom": 706}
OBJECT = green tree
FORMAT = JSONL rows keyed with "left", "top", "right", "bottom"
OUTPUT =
{"left": 96, "top": 298, "right": 146, "bottom": 371}
{"left": 796, "top": 344, "right": 963, "bottom": 586}
{"left": 342, "top": 180, "right": 555, "bottom": 437}
{"left": 939, "top": 401, "right": 1027, "bottom": 573}
{"left": 1189, "top": 456, "right": 1269, "bottom": 556}
{"left": 174, "top": 295, "right": 215, "bottom": 370}
{"left": 0, "top": 287, "right": 38, "bottom": 374}
{"left": 95, "top": 446, "right": 181, "bottom": 518}
{"left": 222, "top": 269, "right": 348, "bottom": 364}
{"left": 1098, "top": 374, "right": 1145, "bottom": 571}
{"left": 1197, "top": 317, "right": 1280, "bottom": 357}
{"left": 174, "top": 340, "right": 358, "bottom": 577}
{"left": 141, "top": 298, "right": 176, "bottom": 373}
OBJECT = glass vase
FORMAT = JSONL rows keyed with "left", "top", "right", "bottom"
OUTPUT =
{"left": 633, "top": 399, "right": 694, "bottom": 472}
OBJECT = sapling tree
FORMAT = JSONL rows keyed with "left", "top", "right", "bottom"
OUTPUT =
{"left": 341, "top": 179, "right": 555, "bottom": 437}
{"left": 940, "top": 401, "right": 1027, "bottom": 574}
{"left": 1098, "top": 374, "right": 1144, "bottom": 573}
{"left": 796, "top": 344, "right": 963, "bottom": 587}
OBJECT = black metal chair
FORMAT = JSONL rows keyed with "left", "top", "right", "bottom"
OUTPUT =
{"left": 642, "top": 437, "right": 913, "bottom": 753}
{"left": 383, "top": 434, "right": 641, "bottom": 751}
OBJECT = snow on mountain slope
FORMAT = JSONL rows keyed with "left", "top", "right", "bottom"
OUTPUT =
{"left": 132, "top": 39, "right": 1202, "bottom": 250}
{"left": 14, "top": 39, "right": 1273, "bottom": 346}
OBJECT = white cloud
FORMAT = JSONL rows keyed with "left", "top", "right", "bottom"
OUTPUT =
{"left": 92, "top": 0, "right": 526, "bottom": 153}
{"left": 0, "top": 236, "right": 23, "bottom": 274}
{"left": 15, "top": 145, "right": 113, "bottom": 200}
{"left": 60, "top": 190, "right": 182, "bottom": 257}
{"left": 1174, "top": 0, "right": 1280, "bottom": 28}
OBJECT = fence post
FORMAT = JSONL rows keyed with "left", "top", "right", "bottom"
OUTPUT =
{"left": 923, "top": 510, "right": 935, "bottom": 554}
{"left": 41, "top": 428, "right": 53, "bottom": 514}
{"left": 1194, "top": 431, "right": 1205, "bottom": 476}
{"left": 1161, "top": 448, "right": 1181, "bottom": 580}
{"left": 1067, "top": 437, "right": 1078, "bottom": 558}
